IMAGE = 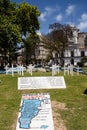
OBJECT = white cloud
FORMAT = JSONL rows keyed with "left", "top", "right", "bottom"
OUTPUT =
{"left": 39, "top": 5, "right": 60, "bottom": 22}
{"left": 39, "top": 12, "right": 47, "bottom": 21}
{"left": 80, "top": 13, "right": 87, "bottom": 21}
{"left": 66, "top": 5, "right": 75, "bottom": 15}
{"left": 45, "top": 7, "right": 53, "bottom": 15}
{"left": 55, "top": 14, "right": 62, "bottom": 21}
{"left": 45, "top": 6, "right": 59, "bottom": 15}
{"left": 78, "top": 22, "right": 87, "bottom": 30}
{"left": 77, "top": 13, "right": 87, "bottom": 31}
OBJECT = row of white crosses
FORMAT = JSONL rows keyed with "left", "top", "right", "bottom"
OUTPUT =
{"left": 28, "top": 64, "right": 33, "bottom": 76}
{"left": 5, "top": 63, "right": 80, "bottom": 77}
{"left": 52, "top": 64, "right": 60, "bottom": 76}
{"left": 6, "top": 64, "right": 24, "bottom": 77}
{"left": 64, "top": 64, "right": 80, "bottom": 76}
{"left": 17, "top": 65, "right": 24, "bottom": 76}
{"left": 64, "top": 64, "right": 73, "bottom": 76}
{"left": 52, "top": 64, "right": 80, "bottom": 76}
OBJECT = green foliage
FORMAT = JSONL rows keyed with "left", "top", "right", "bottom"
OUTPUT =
{"left": 0, "top": 0, "right": 22, "bottom": 63}
{"left": 16, "top": 2, "right": 40, "bottom": 36}
{"left": 81, "top": 57, "right": 87, "bottom": 63}
{"left": 23, "top": 33, "right": 40, "bottom": 64}
{"left": 77, "top": 62, "right": 84, "bottom": 67}
{"left": 0, "top": 0, "right": 40, "bottom": 65}
{"left": 77, "top": 57, "right": 87, "bottom": 67}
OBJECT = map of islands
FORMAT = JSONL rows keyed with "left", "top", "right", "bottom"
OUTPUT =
{"left": 16, "top": 93, "right": 54, "bottom": 130}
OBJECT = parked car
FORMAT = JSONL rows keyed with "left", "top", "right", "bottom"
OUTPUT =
{"left": 0, "top": 70, "right": 6, "bottom": 74}
{"left": 73, "top": 67, "right": 84, "bottom": 73}
{"left": 49, "top": 65, "right": 61, "bottom": 71}
{"left": 33, "top": 64, "right": 43, "bottom": 68}
{"left": 44, "top": 66, "right": 51, "bottom": 72}
{"left": 31, "top": 64, "right": 46, "bottom": 72}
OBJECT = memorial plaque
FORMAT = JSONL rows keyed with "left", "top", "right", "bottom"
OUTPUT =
{"left": 16, "top": 93, "right": 54, "bottom": 130}
{"left": 18, "top": 76, "right": 66, "bottom": 90}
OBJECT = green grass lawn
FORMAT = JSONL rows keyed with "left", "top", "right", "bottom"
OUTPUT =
{"left": 0, "top": 71, "right": 87, "bottom": 130}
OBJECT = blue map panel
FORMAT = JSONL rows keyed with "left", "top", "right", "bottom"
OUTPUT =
{"left": 16, "top": 93, "right": 54, "bottom": 130}
{"left": 19, "top": 99, "right": 41, "bottom": 128}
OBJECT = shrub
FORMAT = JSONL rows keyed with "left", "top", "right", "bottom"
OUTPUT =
{"left": 77, "top": 62, "right": 84, "bottom": 67}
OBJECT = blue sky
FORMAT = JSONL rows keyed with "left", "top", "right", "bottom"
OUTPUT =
{"left": 11, "top": 0, "right": 87, "bottom": 34}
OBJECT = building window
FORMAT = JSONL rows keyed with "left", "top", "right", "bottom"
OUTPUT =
{"left": 61, "top": 52, "right": 64, "bottom": 57}
{"left": 55, "top": 53, "right": 58, "bottom": 58}
{"left": 71, "top": 51, "right": 74, "bottom": 57}
{"left": 81, "top": 51, "right": 85, "bottom": 57}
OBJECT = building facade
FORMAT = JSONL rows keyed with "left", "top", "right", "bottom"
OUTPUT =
{"left": 36, "top": 26, "right": 87, "bottom": 66}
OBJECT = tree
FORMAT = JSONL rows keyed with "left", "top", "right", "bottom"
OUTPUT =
{"left": 0, "top": 0, "right": 22, "bottom": 65}
{"left": 16, "top": 2, "right": 40, "bottom": 36}
{"left": 42, "top": 23, "right": 76, "bottom": 65}
{"left": 42, "top": 28, "right": 68, "bottom": 65}
{"left": 81, "top": 57, "right": 87, "bottom": 66}
{"left": 49, "top": 23, "right": 74, "bottom": 38}
{"left": 24, "top": 33, "right": 40, "bottom": 64}
{"left": 0, "top": 0, "right": 40, "bottom": 65}
{"left": 15, "top": 2, "right": 40, "bottom": 64}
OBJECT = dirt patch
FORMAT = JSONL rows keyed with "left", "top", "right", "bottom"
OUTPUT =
{"left": 51, "top": 101, "right": 67, "bottom": 130}
{"left": 11, "top": 113, "right": 18, "bottom": 130}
